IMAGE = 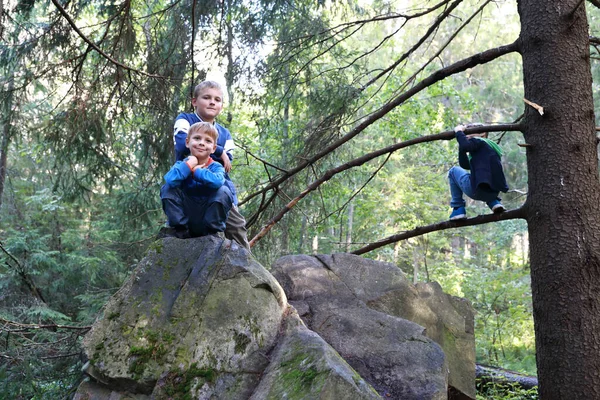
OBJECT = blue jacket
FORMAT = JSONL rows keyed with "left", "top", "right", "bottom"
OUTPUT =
{"left": 164, "top": 158, "right": 225, "bottom": 199}
{"left": 456, "top": 131, "right": 508, "bottom": 194}
{"left": 173, "top": 112, "right": 238, "bottom": 204}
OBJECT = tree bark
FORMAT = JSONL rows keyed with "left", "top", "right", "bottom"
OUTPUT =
{"left": 518, "top": 0, "right": 600, "bottom": 397}
{"left": 0, "top": 73, "right": 14, "bottom": 208}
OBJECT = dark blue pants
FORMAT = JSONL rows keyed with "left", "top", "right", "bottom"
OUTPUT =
{"left": 160, "top": 184, "right": 233, "bottom": 237}
{"left": 448, "top": 166, "right": 499, "bottom": 208}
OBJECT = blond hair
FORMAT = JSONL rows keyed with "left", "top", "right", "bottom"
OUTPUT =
{"left": 193, "top": 80, "right": 224, "bottom": 99}
{"left": 188, "top": 122, "right": 219, "bottom": 143}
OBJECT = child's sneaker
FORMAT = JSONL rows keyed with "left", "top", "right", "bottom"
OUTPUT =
{"left": 449, "top": 207, "right": 467, "bottom": 220}
{"left": 488, "top": 200, "right": 506, "bottom": 214}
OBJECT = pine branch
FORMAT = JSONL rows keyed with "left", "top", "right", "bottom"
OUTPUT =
{"left": 49, "top": 0, "right": 166, "bottom": 79}
{"left": 0, "top": 241, "right": 47, "bottom": 304}
{"left": 351, "top": 208, "right": 526, "bottom": 255}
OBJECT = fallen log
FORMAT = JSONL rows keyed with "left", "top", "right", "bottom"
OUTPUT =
{"left": 476, "top": 363, "right": 538, "bottom": 391}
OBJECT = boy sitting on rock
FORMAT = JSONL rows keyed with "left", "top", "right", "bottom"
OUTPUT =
{"left": 172, "top": 80, "right": 249, "bottom": 249}
{"left": 448, "top": 124, "right": 508, "bottom": 220}
{"left": 160, "top": 122, "right": 233, "bottom": 238}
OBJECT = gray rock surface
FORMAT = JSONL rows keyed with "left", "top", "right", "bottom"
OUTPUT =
{"left": 249, "top": 308, "right": 381, "bottom": 400}
{"left": 80, "top": 236, "right": 286, "bottom": 399}
{"left": 75, "top": 237, "right": 384, "bottom": 399}
{"left": 74, "top": 238, "right": 475, "bottom": 399}
{"left": 272, "top": 253, "right": 476, "bottom": 399}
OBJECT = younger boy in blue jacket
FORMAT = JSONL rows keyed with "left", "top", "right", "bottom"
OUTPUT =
{"left": 160, "top": 122, "right": 233, "bottom": 238}
{"left": 448, "top": 124, "right": 508, "bottom": 220}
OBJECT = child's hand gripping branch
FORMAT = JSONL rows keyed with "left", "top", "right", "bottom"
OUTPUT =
{"left": 447, "top": 124, "right": 509, "bottom": 220}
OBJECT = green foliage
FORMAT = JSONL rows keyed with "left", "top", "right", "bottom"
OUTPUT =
{"left": 477, "top": 380, "right": 538, "bottom": 400}
{"left": 0, "top": 0, "right": 541, "bottom": 395}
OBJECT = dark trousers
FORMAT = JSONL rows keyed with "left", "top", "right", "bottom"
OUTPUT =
{"left": 160, "top": 184, "right": 233, "bottom": 237}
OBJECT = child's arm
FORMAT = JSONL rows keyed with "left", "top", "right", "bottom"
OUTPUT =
{"left": 173, "top": 114, "right": 192, "bottom": 161}
{"left": 191, "top": 162, "right": 225, "bottom": 189}
{"left": 458, "top": 149, "right": 470, "bottom": 170}
{"left": 455, "top": 130, "right": 485, "bottom": 153}
{"left": 212, "top": 126, "right": 235, "bottom": 173}
{"left": 164, "top": 157, "right": 197, "bottom": 187}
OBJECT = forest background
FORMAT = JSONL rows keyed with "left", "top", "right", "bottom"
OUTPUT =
{"left": 1, "top": 0, "right": 599, "bottom": 398}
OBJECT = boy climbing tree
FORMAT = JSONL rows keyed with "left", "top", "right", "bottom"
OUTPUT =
{"left": 448, "top": 124, "right": 508, "bottom": 220}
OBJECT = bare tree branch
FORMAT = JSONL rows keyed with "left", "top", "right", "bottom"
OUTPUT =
{"left": 0, "top": 241, "right": 46, "bottom": 304}
{"left": 362, "top": 0, "right": 465, "bottom": 90}
{"left": 0, "top": 317, "right": 91, "bottom": 333}
{"left": 249, "top": 123, "right": 522, "bottom": 246}
{"left": 49, "top": 0, "right": 166, "bottom": 79}
{"left": 352, "top": 207, "right": 526, "bottom": 255}
{"left": 240, "top": 42, "right": 518, "bottom": 209}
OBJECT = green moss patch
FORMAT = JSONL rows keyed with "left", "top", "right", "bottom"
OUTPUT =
{"left": 160, "top": 363, "right": 217, "bottom": 400}
{"left": 278, "top": 353, "right": 327, "bottom": 397}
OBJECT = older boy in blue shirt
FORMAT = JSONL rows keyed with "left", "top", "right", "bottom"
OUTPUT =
{"left": 172, "top": 81, "right": 249, "bottom": 248}
{"left": 448, "top": 124, "right": 508, "bottom": 220}
{"left": 160, "top": 122, "right": 233, "bottom": 238}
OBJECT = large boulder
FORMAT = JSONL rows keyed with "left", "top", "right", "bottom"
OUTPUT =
{"left": 272, "top": 253, "right": 476, "bottom": 399}
{"left": 78, "top": 236, "right": 286, "bottom": 399}
{"left": 74, "top": 237, "right": 382, "bottom": 399}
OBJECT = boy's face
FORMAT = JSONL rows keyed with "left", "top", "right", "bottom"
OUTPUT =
{"left": 186, "top": 130, "right": 217, "bottom": 160}
{"left": 192, "top": 87, "right": 223, "bottom": 123}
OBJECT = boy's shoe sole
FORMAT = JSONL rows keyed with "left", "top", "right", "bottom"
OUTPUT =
{"left": 491, "top": 204, "right": 506, "bottom": 213}
{"left": 449, "top": 214, "right": 467, "bottom": 221}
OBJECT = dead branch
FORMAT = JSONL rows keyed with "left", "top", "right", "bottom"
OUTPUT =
{"left": 365, "top": 0, "right": 490, "bottom": 91}
{"left": 238, "top": 144, "right": 290, "bottom": 173}
{"left": 569, "top": 0, "right": 587, "bottom": 16}
{"left": 590, "top": 0, "right": 600, "bottom": 9}
{"left": 240, "top": 42, "right": 519, "bottom": 209}
{"left": 351, "top": 207, "right": 526, "bottom": 255}
{"left": 249, "top": 123, "right": 522, "bottom": 246}
{"left": 0, "top": 317, "right": 91, "bottom": 334}
{"left": 0, "top": 241, "right": 47, "bottom": 304}
{"left": 523, "top": 98, "right": 544, "bottom": 115}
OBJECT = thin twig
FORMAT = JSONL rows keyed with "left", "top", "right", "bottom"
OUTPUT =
{"left": 0, "top": 317, "right": 91, "bottom": 333}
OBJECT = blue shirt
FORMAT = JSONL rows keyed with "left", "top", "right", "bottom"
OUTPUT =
{"left": 173, "top": 112, "right": 238, "bottom": 204}
{"left": 164, "top": 158, "right": 225, "bottom": 199}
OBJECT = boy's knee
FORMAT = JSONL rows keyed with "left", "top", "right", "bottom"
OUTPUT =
{"left": 214, "top": 186, "right": 234, "bottom": 207}
{"left": 448, "top": 166, "right": 457, "bottom": 179}
{"left": 160, "top": 184, "right": 182, "bottom": 201}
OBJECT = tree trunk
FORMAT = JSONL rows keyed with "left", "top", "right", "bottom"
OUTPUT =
{"left": 518, "top": 0, "right": 600, "bottom": 397}
{"left": 345, "top": 201, "right": 354, "bottom": 252}
{"left": 0, "top": 73, "right": 14, "bottom": 208}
